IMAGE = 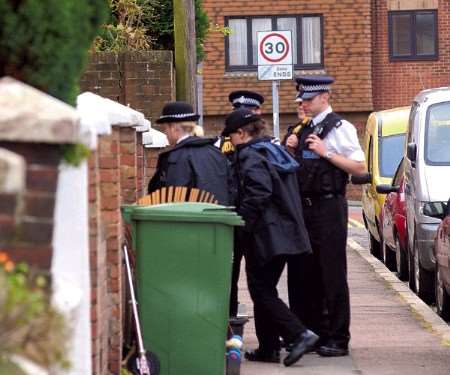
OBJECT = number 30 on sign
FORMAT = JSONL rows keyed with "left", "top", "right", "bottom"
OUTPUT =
{"left": 257, "top": 30, "right": 293, "bottom": 66}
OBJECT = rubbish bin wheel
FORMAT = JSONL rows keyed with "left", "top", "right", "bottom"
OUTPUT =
{"left": 128, "top": 351, "right": 160, "bottom": 375}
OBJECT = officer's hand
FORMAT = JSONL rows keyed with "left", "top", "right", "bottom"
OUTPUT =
{"left": 306, "top": 134, "right": 327, "bottom": 157}
{"left": 286, "top": 134, "right": 299, "bottom": 149}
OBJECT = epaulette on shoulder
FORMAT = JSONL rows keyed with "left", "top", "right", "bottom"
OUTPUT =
{"left": 335, "top": 120, "right": 343, "bottom": 128}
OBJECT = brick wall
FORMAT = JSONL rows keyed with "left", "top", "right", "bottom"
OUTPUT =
{"left": 202, "top": 0, "right": 373, "bottom": 118}
{"left": 0, "top": 142, "right": 60, "bottom": 269}
{"left": 80, "top": 52, "right": 175, "bottom": 374}
{"left": 80, "top": 51, "right": 175, "bottom": 122}
{"left": 372, "top": 0, "right": 450, "bottom": 110}
{"left": 88, "top": 150, "right": 109, "bottom": 375}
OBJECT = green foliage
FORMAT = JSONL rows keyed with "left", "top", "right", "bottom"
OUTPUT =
{"left": 0, "top": 0, "right": 108, "bottom": 105}
{"left": 61, "top": 143, "right": 91, "bottom": 167}
{"left": 96, "top": 0, "right": 211, "bottom": 62}
{"left": 94, "top": 0, "right": 152, "bottom": 52}
{"left": 0, "top": 253, "right": 71, "bottom": 370}
{"left": 194, "top": 0, "right": 209, "bottom": 62}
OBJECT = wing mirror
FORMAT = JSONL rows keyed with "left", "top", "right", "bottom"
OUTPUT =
{"left": 407, "top": 143, "right": 417, "bottom": 166}
{"left": 423, "top": 201, "right": 447, "bottom": 220}
{"left": 376, "top": 184, "right": 400, "bottom": 194}
{"left": 351, "top": 173, "right": 372, "bottom": 185}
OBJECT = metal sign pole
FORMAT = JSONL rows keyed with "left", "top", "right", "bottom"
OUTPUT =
{"left": 272, "top": 80, "right": 280, "bottom": 139}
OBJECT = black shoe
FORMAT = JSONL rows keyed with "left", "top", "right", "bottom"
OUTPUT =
{"left": 316, "top": 342, "right": 349, "bottom": 357}
{"left": 283, "top": 330, "right": 319, "bottom": 367}
{"left": 244, "top": 348, "right": 280, "bottom": 363}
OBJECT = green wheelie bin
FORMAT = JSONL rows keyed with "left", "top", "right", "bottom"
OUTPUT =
{"left": 127, "top": 203, "right": 243, "bottom": 375}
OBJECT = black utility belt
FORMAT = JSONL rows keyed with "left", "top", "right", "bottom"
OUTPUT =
{"left": 301, "top": 193, "right": 342, "bottom": 207}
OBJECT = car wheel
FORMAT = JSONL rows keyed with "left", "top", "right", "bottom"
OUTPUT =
{"left": 370, "top": 233, "right": 382, "bottom": 260}
{"left": 382, "top": 237, "right": 396, "bottom": 271}
{"left": 413, "top": 236, "right": 434, "bottom": 304}
{"left": 395, "top": 236, "right": 408, "bottom": 281}
{"left": 435, "top": 264, "right": 450, "bottom": 321}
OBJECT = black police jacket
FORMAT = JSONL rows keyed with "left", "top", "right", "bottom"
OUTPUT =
{"left": 234, "top": 137, "right": 312, "bottom": 266}
{"left": 296, "top": 112, "right": 349, "bottom": 196}
{"left": 147, "top": 136, "right": 230, "bottom": 205}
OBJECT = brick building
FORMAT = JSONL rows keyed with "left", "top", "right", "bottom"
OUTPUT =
{"left": 201, "top": 0, "right": 450, "bottom": 135}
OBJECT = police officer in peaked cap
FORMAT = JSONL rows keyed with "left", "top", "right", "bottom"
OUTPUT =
{"left": 285, "top": 76, "right": 366, "bottom": 357}
{"left": 222, "top": 90, "right": 265, "bottom": 318}
{"left": 229, "top": 90, "right": 265, "bottom": 114}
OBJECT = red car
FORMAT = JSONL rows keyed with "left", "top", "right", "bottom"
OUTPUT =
{"left": 377, "top": 158, "right": 408, "bottom": 280}
{"left": 424, "top": 198, "right": 450, "bottom": 320}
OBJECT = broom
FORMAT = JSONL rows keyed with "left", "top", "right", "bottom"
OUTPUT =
{"left": 137, "top": 187, "right": 219, "bottom": 206}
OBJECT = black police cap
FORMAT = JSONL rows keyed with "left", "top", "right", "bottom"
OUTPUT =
{"left": 155, "top": 101, "right": 200, "bottom": 124}
{"left": 222, "top": 108, "right": 261, "bottom": 136}
{"left": 295, "top": 75, "right": 335, "bottom": 100}
{"left": 228, "top": 90, "right": 264, "bottom": 109}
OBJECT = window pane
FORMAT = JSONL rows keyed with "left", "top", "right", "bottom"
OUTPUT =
{"left": 229, "top": 19, "right": 248, "bottom": 66}
{"left": 302, "top": 17, "right": 321, "bottom": 64}
{"left": 426, "top": 102, "right": 450, "bottom": 165}
{"left": 379, "top": 134, "right": 406, "bottom": 177}
{"left": 416, "top": 12, "right": 436, "bottom": 56}
{"left": 252, "top": 18, "right": 272, "bottom": 65}
{"left": 277, "top": 17, "right": 297, "bottom": 64}
{"left": 392, "top": 14, "right": 411, "bottom": 56}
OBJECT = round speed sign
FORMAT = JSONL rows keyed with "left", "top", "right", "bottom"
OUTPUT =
{"left": 257, "top": 31, "right": 293, "bottom": 65}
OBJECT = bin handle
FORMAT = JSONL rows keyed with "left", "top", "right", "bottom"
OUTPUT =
{"left": 202, "top": 206, "right": 236, "bottom": 212}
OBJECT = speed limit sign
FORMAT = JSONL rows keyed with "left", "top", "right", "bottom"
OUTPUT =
{"left": 256, "top": 30, "right": 293, "bottom": 140}
{"left": 257, "top": 30, "right": 293, "bottom": 66}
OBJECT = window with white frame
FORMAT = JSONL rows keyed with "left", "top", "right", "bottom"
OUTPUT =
{"left": 225, "top": 15, "right": 323, "bottom": 71}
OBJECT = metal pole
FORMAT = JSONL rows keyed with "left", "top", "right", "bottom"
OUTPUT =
{"left": 272, "top": 80, "right": 280, "bottom": 139}
{"left": 197, "top": 63, "right": 203, "bottom": 127}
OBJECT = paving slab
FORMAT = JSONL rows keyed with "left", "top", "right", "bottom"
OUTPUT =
{"left": 238, "top": 224, "right": 450, "bottom": 375}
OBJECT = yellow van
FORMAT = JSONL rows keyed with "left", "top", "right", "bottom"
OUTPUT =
{"left": 361, "top": 106, "right": 410, "bottom": 258}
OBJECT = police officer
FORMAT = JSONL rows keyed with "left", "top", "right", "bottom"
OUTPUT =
{"left": 286, "top": 76, "right": 366, "bottom": 357}
{"left": 218, "top": 90, "right": 265, "bottom": 155}
{"left": 282, "top": 92, "right": 310, "bottom": 153}
{"left": 147, "top": 101, "right": 230, "bottom": 205}
{"left": 223, "top": 108, "right": 318, "bottom": 366}
{"left": 223, "top": 90, "right": 264, "bottom": 317}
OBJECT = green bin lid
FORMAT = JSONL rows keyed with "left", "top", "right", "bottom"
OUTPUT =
{"left": 130, "top": 202, "right": 244, "bottom": 226}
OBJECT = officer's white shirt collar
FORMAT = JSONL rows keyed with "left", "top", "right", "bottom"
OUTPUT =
{"left": 312, "top": 105, "right": 333, "bottom": 126}
{"left": 176, "top": 134, "right": 190, "bottom": 144}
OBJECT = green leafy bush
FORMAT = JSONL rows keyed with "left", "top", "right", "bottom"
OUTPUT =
{"left": 95, "top": 0, "right": 210, "bottom": 62}
{"left": 0, "top": 0, "right": 108, "bottom": 105}
{"left": 0, "top": 252, "right": 71, "bottom": 370}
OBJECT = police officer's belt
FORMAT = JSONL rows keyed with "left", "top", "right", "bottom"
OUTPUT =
{"left": 302, "top": 193, "right": 341, "bottom": 207}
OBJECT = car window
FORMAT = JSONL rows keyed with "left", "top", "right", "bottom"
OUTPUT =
{"left": 425, "top": 101, "right": 450, "bottom": 165}
{"left": 392, "top": 157, "right": 405, "bottom": 186}
{"left": 368, "top": 136, "right": 373, "bottom": 173}
{"left": 408, "top": 102, "right": 419, "bottom": 143}
{"left": 379, "top": 134, "right": 406, "bottom": 177}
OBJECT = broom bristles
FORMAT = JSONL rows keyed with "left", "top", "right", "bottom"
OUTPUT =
{"left": 137, "top": 187, "right": 219, "bottom": 206}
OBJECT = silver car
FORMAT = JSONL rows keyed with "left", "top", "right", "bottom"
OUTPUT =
{"left": 405, "top": 87, "right": 450, "bottom": 303}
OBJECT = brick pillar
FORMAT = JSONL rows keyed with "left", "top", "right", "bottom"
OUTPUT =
{"left": 0, "top": 78, "right": 83, "bottom": 270}
{"left": 136, "top": 132, "right": 145, "bottom": 198}
{"left": 144, "top": 147, "right": 162, "bottom": 191}
{"left": 88, "top": 150, "right": 110, "bottom": 375}
{"left": 0, "top": 143, "right": 61, "bottom": 268}
{"left": 119, "top": 127, "right": 138, "bottom": 204}
{"left": 0, "top": 148, "right": 25, "bottom": 244}
{"left": 97, "top": 128, "right": 123, "bottom": 374}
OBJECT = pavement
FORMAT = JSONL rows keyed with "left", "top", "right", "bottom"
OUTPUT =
{"left": 237, "top": 206, "right": 450, "bottom": 375}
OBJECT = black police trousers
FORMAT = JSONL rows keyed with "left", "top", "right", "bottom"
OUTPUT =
{"left": 247, "top": 254, "right": 306, "bottom": 351}
{"left": 229, "top": 243, "right": 244, "bottom": 317}
{"left": 288, "top": 195, "right": 350, "bottom": 346}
